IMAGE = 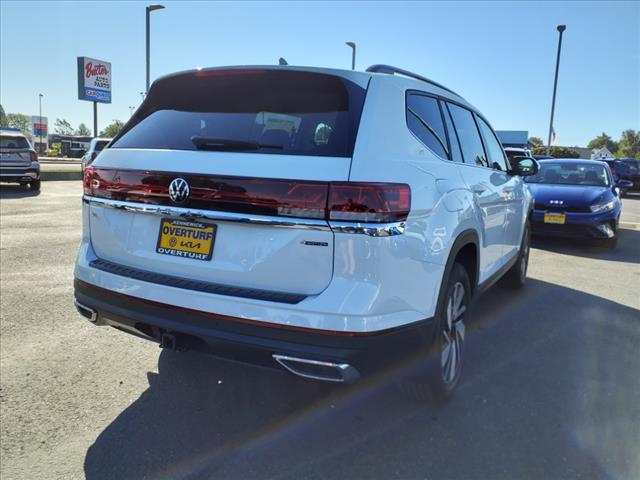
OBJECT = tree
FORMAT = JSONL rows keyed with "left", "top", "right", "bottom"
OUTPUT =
{"left": 54, "top": 118, "right": 74, "bottom": 135}
{"left": 587, "top": 132, "right": 618, "bottom": 153}
{"left": 6, "top": 113, "right": 32, "bottom": 134}
{"left": 528, "top": 136, "right": 543, "bottom": 147}
{"left": 616, "top": 129, "right": 640, "bottom": 159}
{"left": 0, "top": 104, "right": 7, "bottom": 127}
{"left": 76, "top": 123, "right": 91, "bottom": 136}
{"left": 531, "top": 146, "right": 580, "bottom": 158}
{"left": 100, "top": 120, "right": 124, "bottom": 138}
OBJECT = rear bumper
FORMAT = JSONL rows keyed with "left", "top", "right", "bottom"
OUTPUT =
{"left": 0, "top": 166, "right": 40, "bottom": 183}
{"left": 531, "top": 208, "right": 619, "bottom": 239}
{"left": 74, "top": 279, "right": 436, "bottom": 380}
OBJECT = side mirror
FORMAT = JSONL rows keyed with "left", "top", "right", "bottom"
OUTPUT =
{"left": 510, "top": 156, "right": 539, "bottom": 177}
{"left": 616, "top": 179, "right": 633, "bottom": 189}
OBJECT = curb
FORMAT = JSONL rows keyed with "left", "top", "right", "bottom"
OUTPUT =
{"left": 40, "top": 171, "right": 83, "bottom": 181}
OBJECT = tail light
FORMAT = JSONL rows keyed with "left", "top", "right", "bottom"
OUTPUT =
{"left": 328, "top": 183, "right": 410, "bottom": 222}
{"left": 83, "top": 168, "right": 411, "bottom": 223}
{"left": 83, "top": 166, "right": 97, "bottom": 196}
{"left": 30, "top": 151, "right": 38, "bottom": 162}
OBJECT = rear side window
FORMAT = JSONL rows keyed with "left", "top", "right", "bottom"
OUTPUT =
{"left": 111, "top": 69, "right": 367, "bottom": 158}
{"left": 441, "top": 102, "right": 464, "bottom": 163}
{"left": 0, "top": 136, "right": 30, "bottom": 150}
{"left": 475, "top": 116, "right": 508, "bottom": 171}
{"left": 406, "top": 93, "right": 448, "bottom": 158}
{"left": 95, "top": 141, "right": 109, "bottom": 151}
{"left": 446, "top": 103, "right": 487, "bottom": 167}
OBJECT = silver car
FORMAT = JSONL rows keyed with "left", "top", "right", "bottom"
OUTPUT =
{"left": 0, "top": 128, "right": 40, "bottom": 190}
{"left": 81, "top": 137, "right": 111, "bottom": 171}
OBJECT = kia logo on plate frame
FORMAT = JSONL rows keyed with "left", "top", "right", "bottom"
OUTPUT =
{"left": 168, "top": 178, "right": 190, "bottom": 203}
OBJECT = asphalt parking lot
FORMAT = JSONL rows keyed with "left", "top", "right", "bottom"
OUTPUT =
{"left": 1, "top": 181, "right": 639, "bottom": 480}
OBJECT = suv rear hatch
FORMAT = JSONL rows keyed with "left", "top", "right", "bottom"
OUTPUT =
{"left": 0, "top": 134, "right": 34, "bottom": 167}
{"left": 85, "top": 68, "right": 369, "bottom": 299}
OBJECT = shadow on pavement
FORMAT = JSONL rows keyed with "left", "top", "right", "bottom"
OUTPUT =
{"left": 84, "top": 279, "right": 640, "bottom": 480}
{"left": 0, "top": 184, "right": 41, "bottom": 198}
{"left": 533, "top": 227, "right": 640, "bottom": 264}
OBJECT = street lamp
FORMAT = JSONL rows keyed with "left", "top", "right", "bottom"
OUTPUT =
{"left": 146, "top": 4, "right": 165, "bottom": 94}
{"left": 345, "top": 42, "right": 356, "bottom": 70}
{"left": 546, "top": 24, "right": 566, "bottom": 156}
{"left": 38, "top": 93, "right": 43, "bottom": 155}
{"left": 129, "top": 106, "right": 136, "bottom": 116}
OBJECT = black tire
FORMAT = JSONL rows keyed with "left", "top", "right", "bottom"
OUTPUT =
{"left": 399, "top": 263, "right": 471, "bottom": 402}
{"left": 30, "top": 179, "right": 41, "bottom": 191}
{"left": 499, "top": 222, "right": 530, "bottom": 290}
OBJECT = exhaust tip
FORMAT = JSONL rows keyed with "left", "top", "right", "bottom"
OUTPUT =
{"left": 74, "top": 299, "right": 97, "bottom": 323}
{"left": 273, "top": 354, "right": 360, "bottom": 383}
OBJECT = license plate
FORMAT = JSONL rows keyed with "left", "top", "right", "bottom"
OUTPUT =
{"left": 544, "top": 212, "right": 566, "bottom": 224}
{"left": 156, "top": 218, "right": 216, "bottom": 261}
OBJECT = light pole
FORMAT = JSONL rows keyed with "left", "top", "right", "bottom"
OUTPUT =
{"left": 38, "top": 93, "right": 43, "bottom": 155}
{"left": 345, "top": 42, "right": 356, "bottom": 70}
{"left": 546, "top": 25, "right": 566, "bottom": 156}
{"left": 146, "top": 4, "right": 165, "bottom": 94}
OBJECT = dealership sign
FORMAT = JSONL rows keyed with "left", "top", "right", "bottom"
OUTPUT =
{"left": 31, "top": 116, "right": 48, "bottom": 137}
{"left": 77, "top": 57, "right": 112, "bottom": 103}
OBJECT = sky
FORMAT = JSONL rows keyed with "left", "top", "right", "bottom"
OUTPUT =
{"left": 1, "top": 1, "right": 638, "bottom": 146}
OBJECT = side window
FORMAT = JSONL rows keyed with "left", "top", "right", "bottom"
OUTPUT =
{"left": 476, "top": 115, "right": 508, "bottom": 171}
{"left": 447, "top": 103, "right": 487, "bottom": 167}
{"left": 406, "top": 93, "right": 448, "bottom": 159}
{"left": 442, "top": 101, "right": 464, "bottom": 163}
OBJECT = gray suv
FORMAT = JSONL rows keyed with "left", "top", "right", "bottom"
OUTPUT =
{"left": 0, "top": 128, "right": 40, "bottom": 190}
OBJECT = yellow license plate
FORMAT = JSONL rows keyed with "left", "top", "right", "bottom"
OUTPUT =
{"left": 156, "top": 218, "right": 216, "bottom": 261}
{"left": 544, "top": 212, "right": 566, "bottom": 224}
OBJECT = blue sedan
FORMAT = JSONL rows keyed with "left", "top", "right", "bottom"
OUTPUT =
{"left": 525, "top": 159, "right": 632, "bottom": 247}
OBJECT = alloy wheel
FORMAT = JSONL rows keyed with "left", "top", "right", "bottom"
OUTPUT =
{"left": 441, "top": 281, "right": 466, "bottom": 385}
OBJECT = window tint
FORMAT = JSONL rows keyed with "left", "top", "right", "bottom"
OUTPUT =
{"left": 446, "top": 103, "right": 487, "bottom": 167}
{"left": 441, "top": 101, "right": 463, "bottom": 163}
{"left": 525, "top": 162, "right": 609, "bottom": 187}
{"left": 0, "top": 136, "right": 30, "bottom": 150}
{"left": 406, "top": 94, "right": 448, "bottom": 158}
{"left": 95, "top": 141, "right": 109, "bottom": 151}
{"left": 475, "top": 116, "right": 508, "bottom": 171}
{"left": 112, "top": 70, "right": 367, "bottom": 158}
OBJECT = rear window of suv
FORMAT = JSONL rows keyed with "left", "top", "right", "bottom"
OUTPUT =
{"left": 111, "top": 69, "right": 367, "bottom": 158}
{"left": 0, "top": 136, "right": 30, "bottom": 150}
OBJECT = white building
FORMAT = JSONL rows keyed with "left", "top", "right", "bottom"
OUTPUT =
{"left": 591, "top": 147, "right": 614, "bottom": 159}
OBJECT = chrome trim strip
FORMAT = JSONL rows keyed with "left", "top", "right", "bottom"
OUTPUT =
{"left": 84, "top": 196, "right": 406, "bottom": 236}
{"left": 328, "top": 221, "right": 406, "bottom": 237}
{"left": 272, "top": 354, "right": 360, "bottom": 383}
{"left": 83, "top": 196, "right": 331, "bottom": 231}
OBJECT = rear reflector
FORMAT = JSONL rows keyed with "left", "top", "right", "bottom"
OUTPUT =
{"left": 84, "top": 167, "right": 410, "bottom": 223}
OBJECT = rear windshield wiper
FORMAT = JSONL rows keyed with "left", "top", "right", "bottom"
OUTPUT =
{"left": 191, "top": 136, "right": 283, "bottom": 151}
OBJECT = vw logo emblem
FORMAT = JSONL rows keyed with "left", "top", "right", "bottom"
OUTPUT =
{"left": 168, "top": 178, "right": 190, "bottom": 203}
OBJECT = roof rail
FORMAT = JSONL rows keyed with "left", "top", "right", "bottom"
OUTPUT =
{"left": 366, "top": 64, "right": 460, "bottom": 97}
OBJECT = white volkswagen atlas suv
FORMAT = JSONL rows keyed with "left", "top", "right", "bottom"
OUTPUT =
{"left": 74, "top": 65, "right": 537, "bottom": 397}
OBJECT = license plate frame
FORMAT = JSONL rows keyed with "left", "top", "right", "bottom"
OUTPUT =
{"left": 543, "top": 212, "right": 566, "bottom": 224}
{"left": 156, "top": 218, "right": 216, "bottom": 261}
